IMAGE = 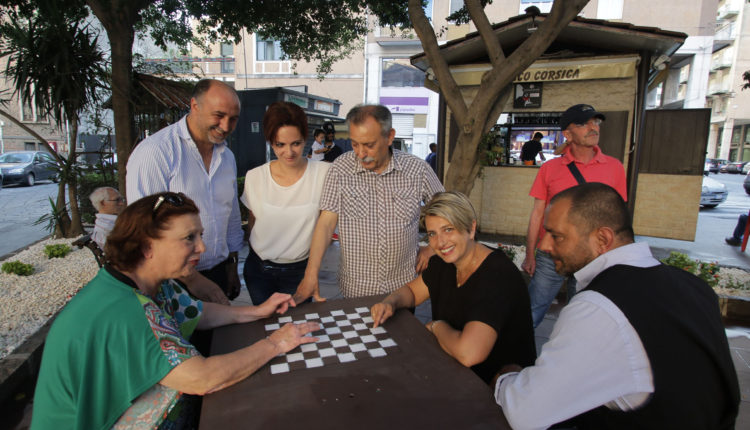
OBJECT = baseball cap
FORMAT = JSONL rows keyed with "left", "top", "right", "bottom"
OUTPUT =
{"left": 559, "top": 104, "right": 606, "bottom": 131}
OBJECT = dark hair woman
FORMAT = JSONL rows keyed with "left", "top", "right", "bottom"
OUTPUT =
{"left": 32, "top": 192, "right": 319, "bottom": 429}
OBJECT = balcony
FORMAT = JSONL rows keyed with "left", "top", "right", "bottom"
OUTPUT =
{"left": 717, "top": 2, "right": 740, "bottom": 20}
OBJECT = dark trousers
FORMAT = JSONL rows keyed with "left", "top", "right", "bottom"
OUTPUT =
{"left": 243, "top": 246, "right": 307, "bottom": 305}
{"left": 732, "top": 214, "right": 749, "bottom": 240}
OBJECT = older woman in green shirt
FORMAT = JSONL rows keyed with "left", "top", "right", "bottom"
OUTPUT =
{"left": 32, "top": 192, "right": 319, "bottom": 429}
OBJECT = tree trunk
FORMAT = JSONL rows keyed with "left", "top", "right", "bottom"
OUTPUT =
{"left": 64, "top": 118, "right": 84, "bottom": 237}
{"left": 85, "top": 0, "right": 147, "bottom": 195}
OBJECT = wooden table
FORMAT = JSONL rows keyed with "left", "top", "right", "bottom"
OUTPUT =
{"left": 200, "top": 296, "right": 510, "bottom": 429}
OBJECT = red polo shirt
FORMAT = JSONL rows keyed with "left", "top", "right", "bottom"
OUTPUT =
{"left": 529, "top": 145, "right": 627, "bottom": 246}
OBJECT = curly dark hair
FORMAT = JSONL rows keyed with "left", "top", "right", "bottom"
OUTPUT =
{"left": 262, "top": 101, "right": 308, "bottom": 144}
{"left": 105, "top": 192, "right": 199, "bottom": 271}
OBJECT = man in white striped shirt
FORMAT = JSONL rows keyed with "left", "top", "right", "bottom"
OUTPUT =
{"left": 126, "top": 79, "right": 244, "bottom": 305}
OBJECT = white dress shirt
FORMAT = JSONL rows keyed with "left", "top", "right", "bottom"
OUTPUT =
{"left": 495, "top": 242, "right": 659, "bottom": 430}
{"left": 126, "top": 116, "right": 244, "bottom": 271}
{"left": 91, "top": 213, "right": 117, "bottom": 250}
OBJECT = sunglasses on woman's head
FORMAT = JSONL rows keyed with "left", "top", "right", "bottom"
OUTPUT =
{"left": 153, "top": 193, "right": 185, "bottom": 213}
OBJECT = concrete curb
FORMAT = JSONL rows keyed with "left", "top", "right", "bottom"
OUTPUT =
{"left": 719, "top": 295, "right": 750, "bottom": 323}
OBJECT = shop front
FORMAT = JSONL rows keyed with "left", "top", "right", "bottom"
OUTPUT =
{"left": 413, "top": 15, "right": 707, "bottom": 240}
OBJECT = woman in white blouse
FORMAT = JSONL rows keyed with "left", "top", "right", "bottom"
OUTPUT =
{"left": 241, "top": 102, "right": 331, "bottom": 304}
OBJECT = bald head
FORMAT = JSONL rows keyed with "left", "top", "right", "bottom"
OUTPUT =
{"left": 550, "top": 182, "right": 634, "bottom": 242}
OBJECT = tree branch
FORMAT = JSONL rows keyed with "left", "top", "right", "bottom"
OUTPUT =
{"left": 465, "top": 0, "right": 504, "bottom": 67}
{"left": 469, "top": 0, "right": 589, "bottom": 124}
{"left": 407, "top": 0, "right": 468, "bottom": 127}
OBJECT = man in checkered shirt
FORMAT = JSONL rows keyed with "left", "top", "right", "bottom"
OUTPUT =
{"left": 294, "top": 104, "right": 444, "bottom": 300}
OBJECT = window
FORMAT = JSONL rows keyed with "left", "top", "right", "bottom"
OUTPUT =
{"left": 449, "top": 0, "right": 463, "bottom": 15}
{"left": 220, "top": 43, "right": 234, "bottom": 57}
{"left": 256, "top": 39, "right": 284, "bottom": 61}
{"left": 24, "top": 142, "right": 36, "bottom": 151}
{"left": 424, "top": 0, "right": 433, "bottom": 19}
{"left": 519, "top": 0, "right": 553, "bottom": 14}
{"left": 731, "top": 125, "right": 742, "bottom": 144}
{"left": 597, "top": 0, "right": 624, "bottom": 19}
{"left": 381, "top": 59, "right": 425, "bottom": 88}
{"left": 19, "top": 91, "right": 49, "bottom": 123}
{"left": 221, "top": 60, "right": 235, "bottom": 74}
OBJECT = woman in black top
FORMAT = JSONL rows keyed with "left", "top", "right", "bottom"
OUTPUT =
{"left": 371, "top": 191, "right": 536, "bottom": 384}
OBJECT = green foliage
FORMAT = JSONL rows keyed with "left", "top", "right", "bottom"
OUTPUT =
{"left": 498, "top": 244, "right": 516, "bottom": 262}
{"left": 661, "top": 252, "right": 720, "bottom": 287}
{"left": 34, "top": 197, "right": 67, "bottom": 234}
{"left": 0, "top": 1, "right": 106, "bottom": 126}
{"left": 1, "top": 261, "right": 34, "bottom": 276}
{"left": 77, "top": 172, "right": 118, "bottom": 224}
{"left": 721, "top": 276, "right": 750, "bottom": 291}
{"left": 44, "top": 244, "right": 72, "bottom": 259}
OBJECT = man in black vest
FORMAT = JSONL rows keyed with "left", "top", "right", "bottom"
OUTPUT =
{"left": 494, "top": 183, "right": 739, "bottom": 430}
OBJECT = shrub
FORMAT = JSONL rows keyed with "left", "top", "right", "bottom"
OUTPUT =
{"left": 2, "top": 261, "right": 34, "bottom": 276}
{"left": 498, "top": 244, "right": 517, "bottom": 262}
{"left": 661, "top": 251, "right": 719, "bottom": 287}
{"left": 44, "top": 244, "right": 72, "bottom": 259}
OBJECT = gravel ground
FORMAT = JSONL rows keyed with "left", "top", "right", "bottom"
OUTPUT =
{"left": 0, "top": 239, "right": 747, "bottom": 361}
{"left": 0, "top": 237, "right": 98, "bottom": 360}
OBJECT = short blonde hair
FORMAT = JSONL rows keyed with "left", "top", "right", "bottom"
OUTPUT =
{"left": 421, "top": 191, "right": 476, "bottom": 233}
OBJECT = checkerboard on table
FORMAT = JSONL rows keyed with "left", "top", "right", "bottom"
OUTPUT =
{"left": 264, "top": 307, "right": 398, "bottom": 375}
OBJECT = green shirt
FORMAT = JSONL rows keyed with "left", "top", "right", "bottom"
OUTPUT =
{"left": 31, "top": 267, "right": 201, "bottom": 430}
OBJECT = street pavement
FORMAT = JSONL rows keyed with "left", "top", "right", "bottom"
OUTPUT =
{"left": 0, "top": 181, "right": 58, "bottom": 258}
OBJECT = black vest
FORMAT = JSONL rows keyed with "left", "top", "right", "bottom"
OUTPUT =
{"left": 572, "top": 264, "right": 739, "bottom": 430}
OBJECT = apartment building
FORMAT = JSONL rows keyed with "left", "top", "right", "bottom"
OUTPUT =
{"left": 142, "top": 0, "right": 720, "bottom": 160}
{"left": 705, "top": 0, "right": 750, "bottom": 161}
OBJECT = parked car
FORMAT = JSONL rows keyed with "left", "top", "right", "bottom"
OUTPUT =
{"left": 701, "top": 176, "right": 728, "bottom": 208}
{"left": 719, "top": 160, "right": 731, "bottom": 173}
{"left": 0, "top": 151, "right": 59, "bottom": 186}
{"left": 726, "top": 161, "right": 748, "bottom": 174}
{"left": 744, "top": 171, "right": 750, "bottom": 195}
{"left": 705, "top": 158, "right": 725, "bottom": 174}
{"left": 743, "top": 162, "right": 750, "bottom": 175}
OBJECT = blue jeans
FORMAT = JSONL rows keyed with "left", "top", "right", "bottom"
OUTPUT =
{"left": 528, "top": 251, "right": 577, "bottom": 328}
{"left": 243, "top": 247, "right": 307, "bottom": 305}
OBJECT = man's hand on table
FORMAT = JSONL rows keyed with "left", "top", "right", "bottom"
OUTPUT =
{"left": 492, "top": 364, "right": 523, "bottom": 387}
{"left": 370, "top": 302, "right": 395, "bottom": 328}
{"left": 293, "top": 275, "right": 326, "bottom": 303}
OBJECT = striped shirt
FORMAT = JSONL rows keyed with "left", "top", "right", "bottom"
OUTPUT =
{"left": 320, "top": 149, "right": 444, "bottom": 297}
{"left": 126, "top": 116, "right": 244, "bottom": 271}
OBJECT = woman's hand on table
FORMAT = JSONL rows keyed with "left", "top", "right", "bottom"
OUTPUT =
{"left": 370, "top": 302, "right": 394, "bottom": 328}
{"left": 256, "top": 293, "right": 297, "bottom": 317}
{"left": 267, "top": 322, "right": 320, "bottom": 354}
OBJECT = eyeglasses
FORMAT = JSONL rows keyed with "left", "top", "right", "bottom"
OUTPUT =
{"left": 153, "top": 193, "right": 185, "bottom": 213}
{"left": 106, "top": 197, "right": 125, "bottom": 203}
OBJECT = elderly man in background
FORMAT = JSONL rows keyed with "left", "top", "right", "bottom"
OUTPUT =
{"left": 295, "top": 104, "right": 444, "bottom": 302}
{"left": 126, "top": 79, "right": 243, "bottom": 305}
{"left": 89, "top": 186, "right": 125, "bottom": 249}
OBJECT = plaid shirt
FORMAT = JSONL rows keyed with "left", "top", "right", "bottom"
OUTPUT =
{"left": 320, "top": 149, "right": 444, "bottom": 297}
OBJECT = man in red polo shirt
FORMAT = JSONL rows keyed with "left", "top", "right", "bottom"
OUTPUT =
{"left": 522, "top": 104, "right": 627, "bottom": 328}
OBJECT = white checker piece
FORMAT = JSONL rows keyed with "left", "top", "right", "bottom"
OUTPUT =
{"left": 266, "top": 306, "right": 398, "bottom": 374}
